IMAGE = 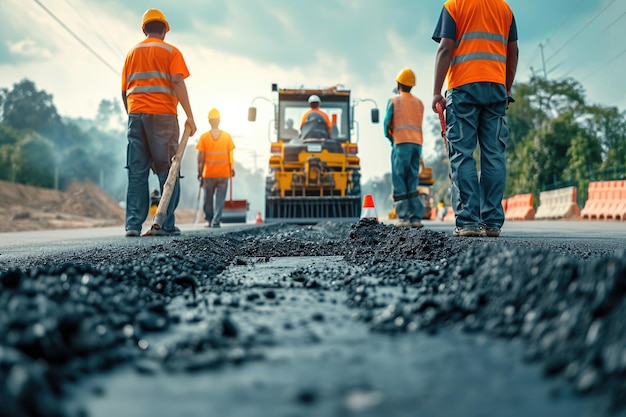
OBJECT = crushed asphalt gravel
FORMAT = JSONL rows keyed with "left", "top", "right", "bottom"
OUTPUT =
{"left": 0, "top": 219, "right": 625, "bottom": 417}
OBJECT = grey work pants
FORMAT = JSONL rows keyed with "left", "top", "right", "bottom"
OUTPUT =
{"left": 202, "top": 177, "right": 228, "bottom": 226}
{"left": 445, "top": 83, "right": 509, "bottom": 229}
{"left": 125, "top": 113, "right": 180, "bottom": 232}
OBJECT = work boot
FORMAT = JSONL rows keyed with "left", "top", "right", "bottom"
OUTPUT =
{"left": 125, "top": 229, "right": 140, "bottom": 237}
{"left": 395, "top": 220, "right": 411, "bottom": 227}
{"left": 481, "top": 226, "right": 501, "bottom": 237}
{"left": 145, "top": 226, "right": 181, "bottom": 236}
{"left": 411, "top": 221, "right": 424, "bottom": 229}
{"left": 452, "top": 226, "right": 482, "bottom": 237}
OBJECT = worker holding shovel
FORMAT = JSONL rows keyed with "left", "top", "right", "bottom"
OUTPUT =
{"left": 121, "top": 8, "right": 196, "bottom": 237}
{"left": 196, "top": 108, "right": 235, "bottom": 228}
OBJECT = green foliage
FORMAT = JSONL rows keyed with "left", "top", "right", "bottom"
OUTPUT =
{"left": 0, "top": 79, "right": 128, "bottom": 195}
{"left": 501, "top": 76, "right": 624, "bottom": 207}
{"left": 0, "top": 123, "right": 21, "bottom": 146}
{"left": 12, "top": 133, "right": 56, "bottom": 188}
{"left": 1, "top": 79, "right": 60, "bottom": 131}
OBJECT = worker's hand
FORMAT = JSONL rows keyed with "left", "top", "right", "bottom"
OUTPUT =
{"left": 186, "top": 117, "right": 197, "bottom": 136}
{"left": 432, "top": 95, "right": 446, "bottom": 113}
{"left": 231, "top": 169, "right": 235, "bottom": 177}
{"left": 197, "top": 173, "right": 203, "bottom": 186}
{"left": 506, "top": 95, "right": 515, "bottom": 110}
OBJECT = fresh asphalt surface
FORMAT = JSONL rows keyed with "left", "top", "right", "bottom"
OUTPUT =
{"left": 1, "top": 220, "right": 625, "bottom": 417}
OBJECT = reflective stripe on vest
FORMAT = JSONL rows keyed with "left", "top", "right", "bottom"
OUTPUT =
{"left": 126, "top": 43, "right": 175, "bottom": 97}
{"left": 204, "top": 151, "right": 230, "bottom": 164}
{"left": 392, "top": 95, "right": 424, "bottom": 145}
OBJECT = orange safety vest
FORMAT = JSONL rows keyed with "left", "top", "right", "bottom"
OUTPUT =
{"left": 391, "top": 92, "right": 424, "bottom": 145}
{"left": 444, "top": 0, "right": 513, "bottom": 89}
{"left": 121, "top": 37, "right": 189, "bottom": 115}
{"left": 300, "top": 109, "right": 332, "bottom": 132}
{"left": 196, "top": 130, "right": 235, "bottom": 178}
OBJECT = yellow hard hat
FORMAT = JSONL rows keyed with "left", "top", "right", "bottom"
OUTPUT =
{"left": 395, "top": 68, "right": 415, "bottom": 87}
{"left": 208, "top": 108, "right": 220, "bottom": 119}
{"left": 142, "top": 9, "right": 170, "bottom": 33}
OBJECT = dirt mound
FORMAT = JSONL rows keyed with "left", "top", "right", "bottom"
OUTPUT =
{"left": 0, "top": 180, "right": 198, "bottom": 232}
{"left": 0, "top": 180, "right": 125, "bottom": 232}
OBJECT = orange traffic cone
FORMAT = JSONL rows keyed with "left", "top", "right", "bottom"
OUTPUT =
{"left": 360, "top": 194, "right": 378, "bottom": 221}
{"left": 255, "top": 211, "right": 263, "bottom": 224}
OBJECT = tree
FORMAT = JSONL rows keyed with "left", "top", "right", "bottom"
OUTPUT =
{"left": 1, "top": 79, "right": 61, "bottom": 131}
{"left": 12, "top": 133, "right": 56, "bottom": 188}
{"left": 504, "top": 75, "right": 624, "bottom": 202}
{"left": 95, "top": 98, "right": 124, "bottom": 132}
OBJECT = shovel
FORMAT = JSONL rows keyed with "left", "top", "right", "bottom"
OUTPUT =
{"left": 144, "top": 125, "right": 192, "bottom": 235}
{"left": 193, "top": 183, "right": 203, "bottom": 225}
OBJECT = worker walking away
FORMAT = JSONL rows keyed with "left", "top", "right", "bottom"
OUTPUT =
{"left": 384, "top": 68, "right": 426, "bottom": 229}
{"left": 431, "top": 0, "right": 518, "bottom": 237}
{"left": 196, "top": 108, "right": 235, "bottom": 228}
{"left": 121, "top": 8, "right": 196, "bottom": 237}
{"left": 300, "top": 95, "right": 332, "bottom": 139}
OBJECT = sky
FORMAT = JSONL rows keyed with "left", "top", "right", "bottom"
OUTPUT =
{"left": 0, "top": 0, "right": 624, "bottom": 182}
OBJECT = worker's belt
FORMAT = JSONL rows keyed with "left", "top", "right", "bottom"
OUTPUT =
{"left": 393, "top": 190, "right": 421, "bottom": 202}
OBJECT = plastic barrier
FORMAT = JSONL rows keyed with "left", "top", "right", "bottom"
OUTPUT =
{"left": 504, "top": 193, "right": 535, "bottom": 220}
{"left": 581, "top": 181, "right": 602, "bottom": 220}
{"left": 581, "top": 180, "right": 626, "bottom": 221}
{"left": 443, "top": 206, "right": 455, "bottom": 221}
{"left": 535, "top": 186, "right": 580, "bottom": 220}
{"left": 602, "top": 180, "right": 626, "bottom": 220}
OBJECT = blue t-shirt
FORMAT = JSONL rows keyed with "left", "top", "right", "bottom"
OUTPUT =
{"left": 432, "top": 6, "right": 518, "bottom": 43}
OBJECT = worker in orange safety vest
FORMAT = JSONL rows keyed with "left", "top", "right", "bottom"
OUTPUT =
{"left": 121, "top": 8, "right": 196, "bottom": 237}
{"left": 300, "top": 95, "right": 332, "bottom": 139}
{"left": 384, "top": 68, "right": 426, "bottom": 229}
{"left": 432, "top": 0, "right": 518, "bottom": 238}
{"left": 196, "top": 108, "right": 235, "bottom": 228}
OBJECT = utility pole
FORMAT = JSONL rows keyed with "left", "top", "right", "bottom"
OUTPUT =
{"left": 539, "top": 42, "right": 548, "bottom": 79}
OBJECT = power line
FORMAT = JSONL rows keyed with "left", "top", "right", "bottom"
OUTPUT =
{"left": 581, "top": 48, "right": 626, "bottom": 81}
{"left": 522, "top": 0, "right": 583, "bottom": 77}
{"left": 63, "top": 0, "right": 125, "bottom": 58}
{"left": 548, "top": 0, "right": 585, "bottom": 40}
{"left": 32, "top": 0, "right": 119, "bottom": 77}
{"left": 602, "top": 10, "right": 626, "bottom": 33}
{"left": 545, "top": 0, "right": 616, "bottom": 64}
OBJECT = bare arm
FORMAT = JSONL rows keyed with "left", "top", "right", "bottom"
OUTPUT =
{"left": 432, "top": 38, "right": 455, "bottom": 112}
{"left": 121, "top": 91, "right": 128, "bottom": 114}
{"left": 172, "top": 74, "right": 197, "bottom": 136}
{"left": 506, "top": 41, "right": 519, "bottom": 96}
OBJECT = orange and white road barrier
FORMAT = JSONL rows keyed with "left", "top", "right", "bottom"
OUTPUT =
{"left": 536, "top": 186, "right": 580, "bottom": 220}
{"left": 582, "top": 180, "right": 626, "bottom": 220}
{"left": 504, "top": 193, "right": 535, "bottom": 220}
{"left": 255, "top": 211, "right": 263, "bottom": 224}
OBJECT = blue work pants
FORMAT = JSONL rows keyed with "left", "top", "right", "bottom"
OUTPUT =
{"left": 125, "top": 113, "right": 180, "bottom": 232}
{"left": 445, "top": 82, "right": 509, "bottom": 229}
{"left": 391, "top": 142, "right": 424, "bottom": 222}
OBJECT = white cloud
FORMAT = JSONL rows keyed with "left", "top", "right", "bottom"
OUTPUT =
{"left": 0, "top": 0, "right": 623, "bottom": 183}
{"left": 7, "top": 39, "right": 52, "bottom": 59}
